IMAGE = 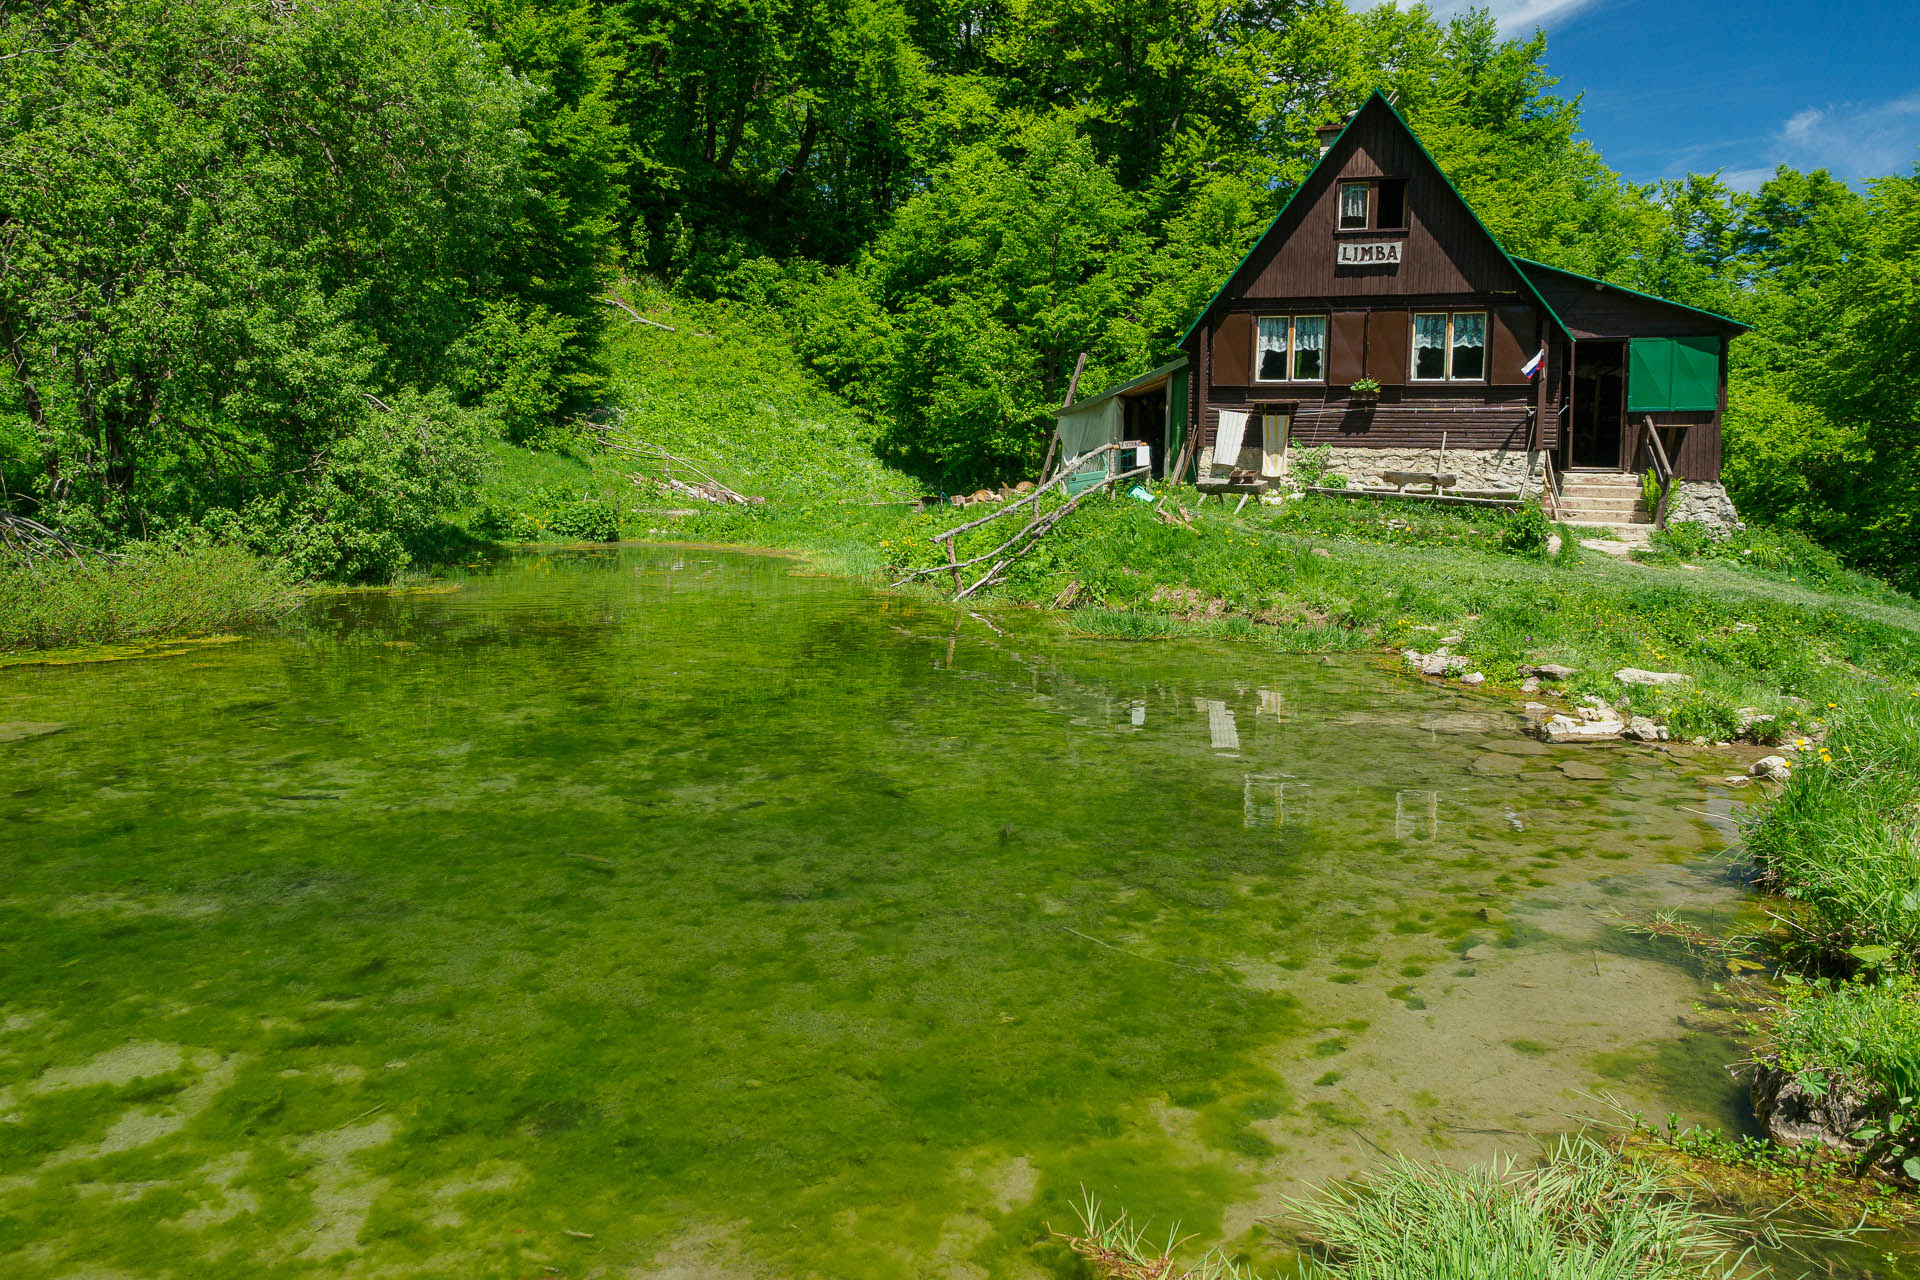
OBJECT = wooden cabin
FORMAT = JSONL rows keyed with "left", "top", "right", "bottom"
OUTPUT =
{"left": 1064, "top": 91, "right": 1748, "bottom": 522}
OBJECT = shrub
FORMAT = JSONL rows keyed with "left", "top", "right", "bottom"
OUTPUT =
{"left": 473, "top": 484, "right": 621, "bottom": 542}
{"left": 1291, "top": 444, "right": 1335, "bottom": 488}
{"left": 1766, "top": 976, "right": 1920, "bottom": 1177}
{"left": 207, "top": 389, "right": 490, "bottom": 582}
{"left": 448, "top": 300, "right": 594, "bottom": 448}
{"left": 1493, "top": 502, "right": 1552, "bottom": 557}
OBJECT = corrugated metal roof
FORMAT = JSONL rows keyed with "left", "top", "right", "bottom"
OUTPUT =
{"left": 1057, "top": 356, "right": 1188, "bottom": 415}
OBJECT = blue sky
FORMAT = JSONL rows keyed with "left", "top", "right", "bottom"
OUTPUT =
{"left": 1388, "top": 0, "right": 1920, "bottom": 187}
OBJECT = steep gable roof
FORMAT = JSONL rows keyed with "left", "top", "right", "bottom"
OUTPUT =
{"left": 1177, "top": 89, "right": 1570, "bottom": 346}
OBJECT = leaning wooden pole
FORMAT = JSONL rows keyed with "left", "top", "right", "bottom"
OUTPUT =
{"left": 1038, "top": 352, "right": 1087, "bottom": 483}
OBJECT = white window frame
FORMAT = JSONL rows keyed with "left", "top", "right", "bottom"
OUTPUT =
{"left": 1338, "top": 182, "right": 1370, "bottom": 231}
{"left": 1253, "top": 314, "right": 1328, "bottom": 385}
{"left": 1409, "top": 310, "right": 1488, "bottom": 383}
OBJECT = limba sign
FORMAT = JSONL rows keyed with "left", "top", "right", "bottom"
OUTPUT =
{"left": 1336, "top": 240, "right": 1402, "bottom": 266}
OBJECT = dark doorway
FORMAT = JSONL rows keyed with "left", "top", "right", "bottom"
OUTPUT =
{"left": 1122, "top": 389, "right": 1168, "bottom": 478}
{"left": 1568, "top": 341, "right": 1625, "bottom": 469}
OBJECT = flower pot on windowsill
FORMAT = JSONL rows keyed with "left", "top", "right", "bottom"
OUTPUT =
{"left": 1348, "top": 390, "right": 1380, "bottom": 409}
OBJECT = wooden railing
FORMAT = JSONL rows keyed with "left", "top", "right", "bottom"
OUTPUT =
{"left": 1644, "top": 416, "right": 1676, "bottom": 531}
{"left": 894, "top": 440, "right": 1149, "bottom": 601}
{"left": 1538, "top": 448, "right": 1562, "bottom": 523}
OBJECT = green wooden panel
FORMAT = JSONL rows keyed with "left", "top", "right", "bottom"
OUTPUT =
{"left": 1627, "top": 339, "right": 1673, "bottom": 412}
{"left": 1065, "top": 467, "right": 1108, "bottom": 496}
{"left": 1165, "top": 368, "right": 1189, "bottom": 475}
{"left": 1669, "top": 336, "right": 1720, "bottom": 411}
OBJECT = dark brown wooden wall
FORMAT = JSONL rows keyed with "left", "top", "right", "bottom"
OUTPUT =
{"left": 1231, "top": 104, "right": 1534, "bottom": 302}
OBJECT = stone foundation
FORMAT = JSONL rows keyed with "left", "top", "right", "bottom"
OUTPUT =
{"left": 1665, "top": 480, "right": 1742, "bottom": 533}
{"left": 1198, "top": 443, "right": 1544, "bottom": 492}
{"left": 1312, "top": 445, "right": 1543, "bottom": 493}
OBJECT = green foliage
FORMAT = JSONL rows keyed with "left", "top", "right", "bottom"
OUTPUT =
{"left": 1291, "top": 446, "right": 1336, "bottom": 489}
{"left": 0, "top": 0, "right": 612, "bottom": 583}
{"left": 0, "top": 543, "right": 298, "bottom": 653}
{"left": 204, "top": 389, "right": 492, "bottom": 581}
{"left": 1767, "top": 976, "right": 1920, "bottom": 1175}
{"left": 1293, "top": 1138, "right": 1749, "bottom": 1280}
{"left": 473, "top": 483, "right": 621, "bottom": 542}
{"left": 1745, "top": 689, "right": 1920, "bottom": 972}
{"left": 448, "top": 301, "right": 591, "bottom": 448}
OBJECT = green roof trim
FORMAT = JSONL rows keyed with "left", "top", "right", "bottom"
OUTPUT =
{"left": 1511, "top": 257, "right": 1751, "bottom": 332}
{"left": 1176, "top": 89, "right": 1573, "bottom": 348}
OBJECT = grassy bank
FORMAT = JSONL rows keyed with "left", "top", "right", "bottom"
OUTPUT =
{"left": 0, "top": 542, "right": 300, "bottom": 655}
{"left": 1732, "top": 691, "right": 1920, "bottom": 1181}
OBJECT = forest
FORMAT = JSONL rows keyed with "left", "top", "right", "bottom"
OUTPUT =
{"left": 0, "top": 0, "right": 1915, "bottom": 589}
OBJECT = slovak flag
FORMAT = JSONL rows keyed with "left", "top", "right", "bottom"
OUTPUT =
{"left": 1520, "top": 348, "right": 1546, "bottom": 380}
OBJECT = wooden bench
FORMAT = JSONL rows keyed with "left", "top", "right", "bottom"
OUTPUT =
{"left": 1381, "top": 470, "right": 1458, "bottom": 493}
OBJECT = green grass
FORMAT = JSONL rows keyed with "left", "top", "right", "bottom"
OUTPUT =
{"left": 1292, "top": 1138, "right": 1752, "bottom": 1279}
{"left": 1064, "top": 1139, "right": 1754, "bottom": 1279}
{"left": 1767, "top": 978, "right": 1920, "bottom": 1125}
{"left": 1744, "top": 688, "right": 1920, "bottom": 970}
{"left": 0, "top": 542, "right": 300, "bottom": 654}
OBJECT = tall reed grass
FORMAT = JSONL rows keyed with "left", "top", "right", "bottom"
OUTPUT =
{"left": 0, "top": 542, "right": 300, "bottom": 653}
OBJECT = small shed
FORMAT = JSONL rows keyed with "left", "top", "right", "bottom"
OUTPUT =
{"left": 1052, "top": 357, "right": 1189, "bottom": 490}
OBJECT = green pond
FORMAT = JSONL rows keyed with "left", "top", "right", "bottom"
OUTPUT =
{"left": 2, "top": 546, "right": 1766, "bottom": 1276}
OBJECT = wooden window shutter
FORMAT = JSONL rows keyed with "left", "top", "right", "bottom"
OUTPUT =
{"left": 1490, "top": 306, "right": 1534, "bottom": 385}
{"left": 1364, "top": 310, "right": 1408, "bottom": 384}
{"left": 1214, "top": 314, "right": 1253, "bottom": 386}
{"left": 1328, "top": 312, "right": 1366, "bottom": 385}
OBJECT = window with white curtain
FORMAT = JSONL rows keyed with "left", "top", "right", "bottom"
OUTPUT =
{"left": 1450, "top": 312, "right": 1487, "bottom": 380}
{"left": 1255, "top": 315, "right": 1328, "bottom": 383}
{"left": 1411, "top": 311, "right": 1487, "bottom": 382}
{"left": 1339, "top": 182, "right": 1369, "bottom": 230}
{"left": 1256, "top": 317, "right": 1289, "bottom": 381}
{"left": 1291, "top": 316, "right": 1326, "bottom": 381}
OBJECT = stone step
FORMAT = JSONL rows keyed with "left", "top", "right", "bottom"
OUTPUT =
{"left": 1560, "top": 501, "right": 1650, "bottom": 517}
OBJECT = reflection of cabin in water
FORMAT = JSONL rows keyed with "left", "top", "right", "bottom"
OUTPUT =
{"left": 1056, "top": 91, "right": 1748, "bottom": 524}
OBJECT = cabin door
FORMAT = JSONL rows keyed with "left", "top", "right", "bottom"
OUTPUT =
{"left": 1567, "top": 341, "right": 1627, "bottom": 470}
{"left": 1260, "top": 414, "right": 1289, "bottom": 478}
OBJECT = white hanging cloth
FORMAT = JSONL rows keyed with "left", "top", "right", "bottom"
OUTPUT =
{"left": 1212, "top": 409, "right": 1249, "bottom": 471}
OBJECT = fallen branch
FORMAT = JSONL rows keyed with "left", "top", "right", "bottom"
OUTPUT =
{"left": 953, "top": 465, "right": 1148, "bottom": 600}
{"left": 603, "top": 295, "right": 713, "bottom": 338}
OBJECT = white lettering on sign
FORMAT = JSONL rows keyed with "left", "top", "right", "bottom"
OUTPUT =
{"left": 1337, "top": 240, "right": 1403, "bottom": 266}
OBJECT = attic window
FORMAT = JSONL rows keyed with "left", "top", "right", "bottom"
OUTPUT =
{"left": 1339, "top": 183, "right": 1369, "bottom": 230}
{"left": 1375, "top": 179, "right": 1407, "bottom": 230}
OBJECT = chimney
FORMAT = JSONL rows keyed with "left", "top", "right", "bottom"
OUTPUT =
{"left": 1315, "top": 116, "right": 1349, "bottom": 157}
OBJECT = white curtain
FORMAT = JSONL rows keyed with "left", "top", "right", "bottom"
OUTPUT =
{"left": 1211, "top": 409, "right": 1249, "bottom": 474}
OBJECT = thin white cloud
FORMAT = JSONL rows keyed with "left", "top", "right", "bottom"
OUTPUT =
{"left": 1767, "top": 93, "right": 1920, "bottom": 180}
{"left": 1361, "top": 0, "right": 1601, "bottom": 35}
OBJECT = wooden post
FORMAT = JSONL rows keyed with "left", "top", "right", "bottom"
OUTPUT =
{"left": 946, "top": 538, "right": 962, "bottom": 593}
{"left": 1038, "top": 352, "right": 1088, "bottom": 483}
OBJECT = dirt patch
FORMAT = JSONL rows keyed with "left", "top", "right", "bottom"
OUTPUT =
{"left": 294, "top": 1116, "right": 397, "bottom": 1261}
